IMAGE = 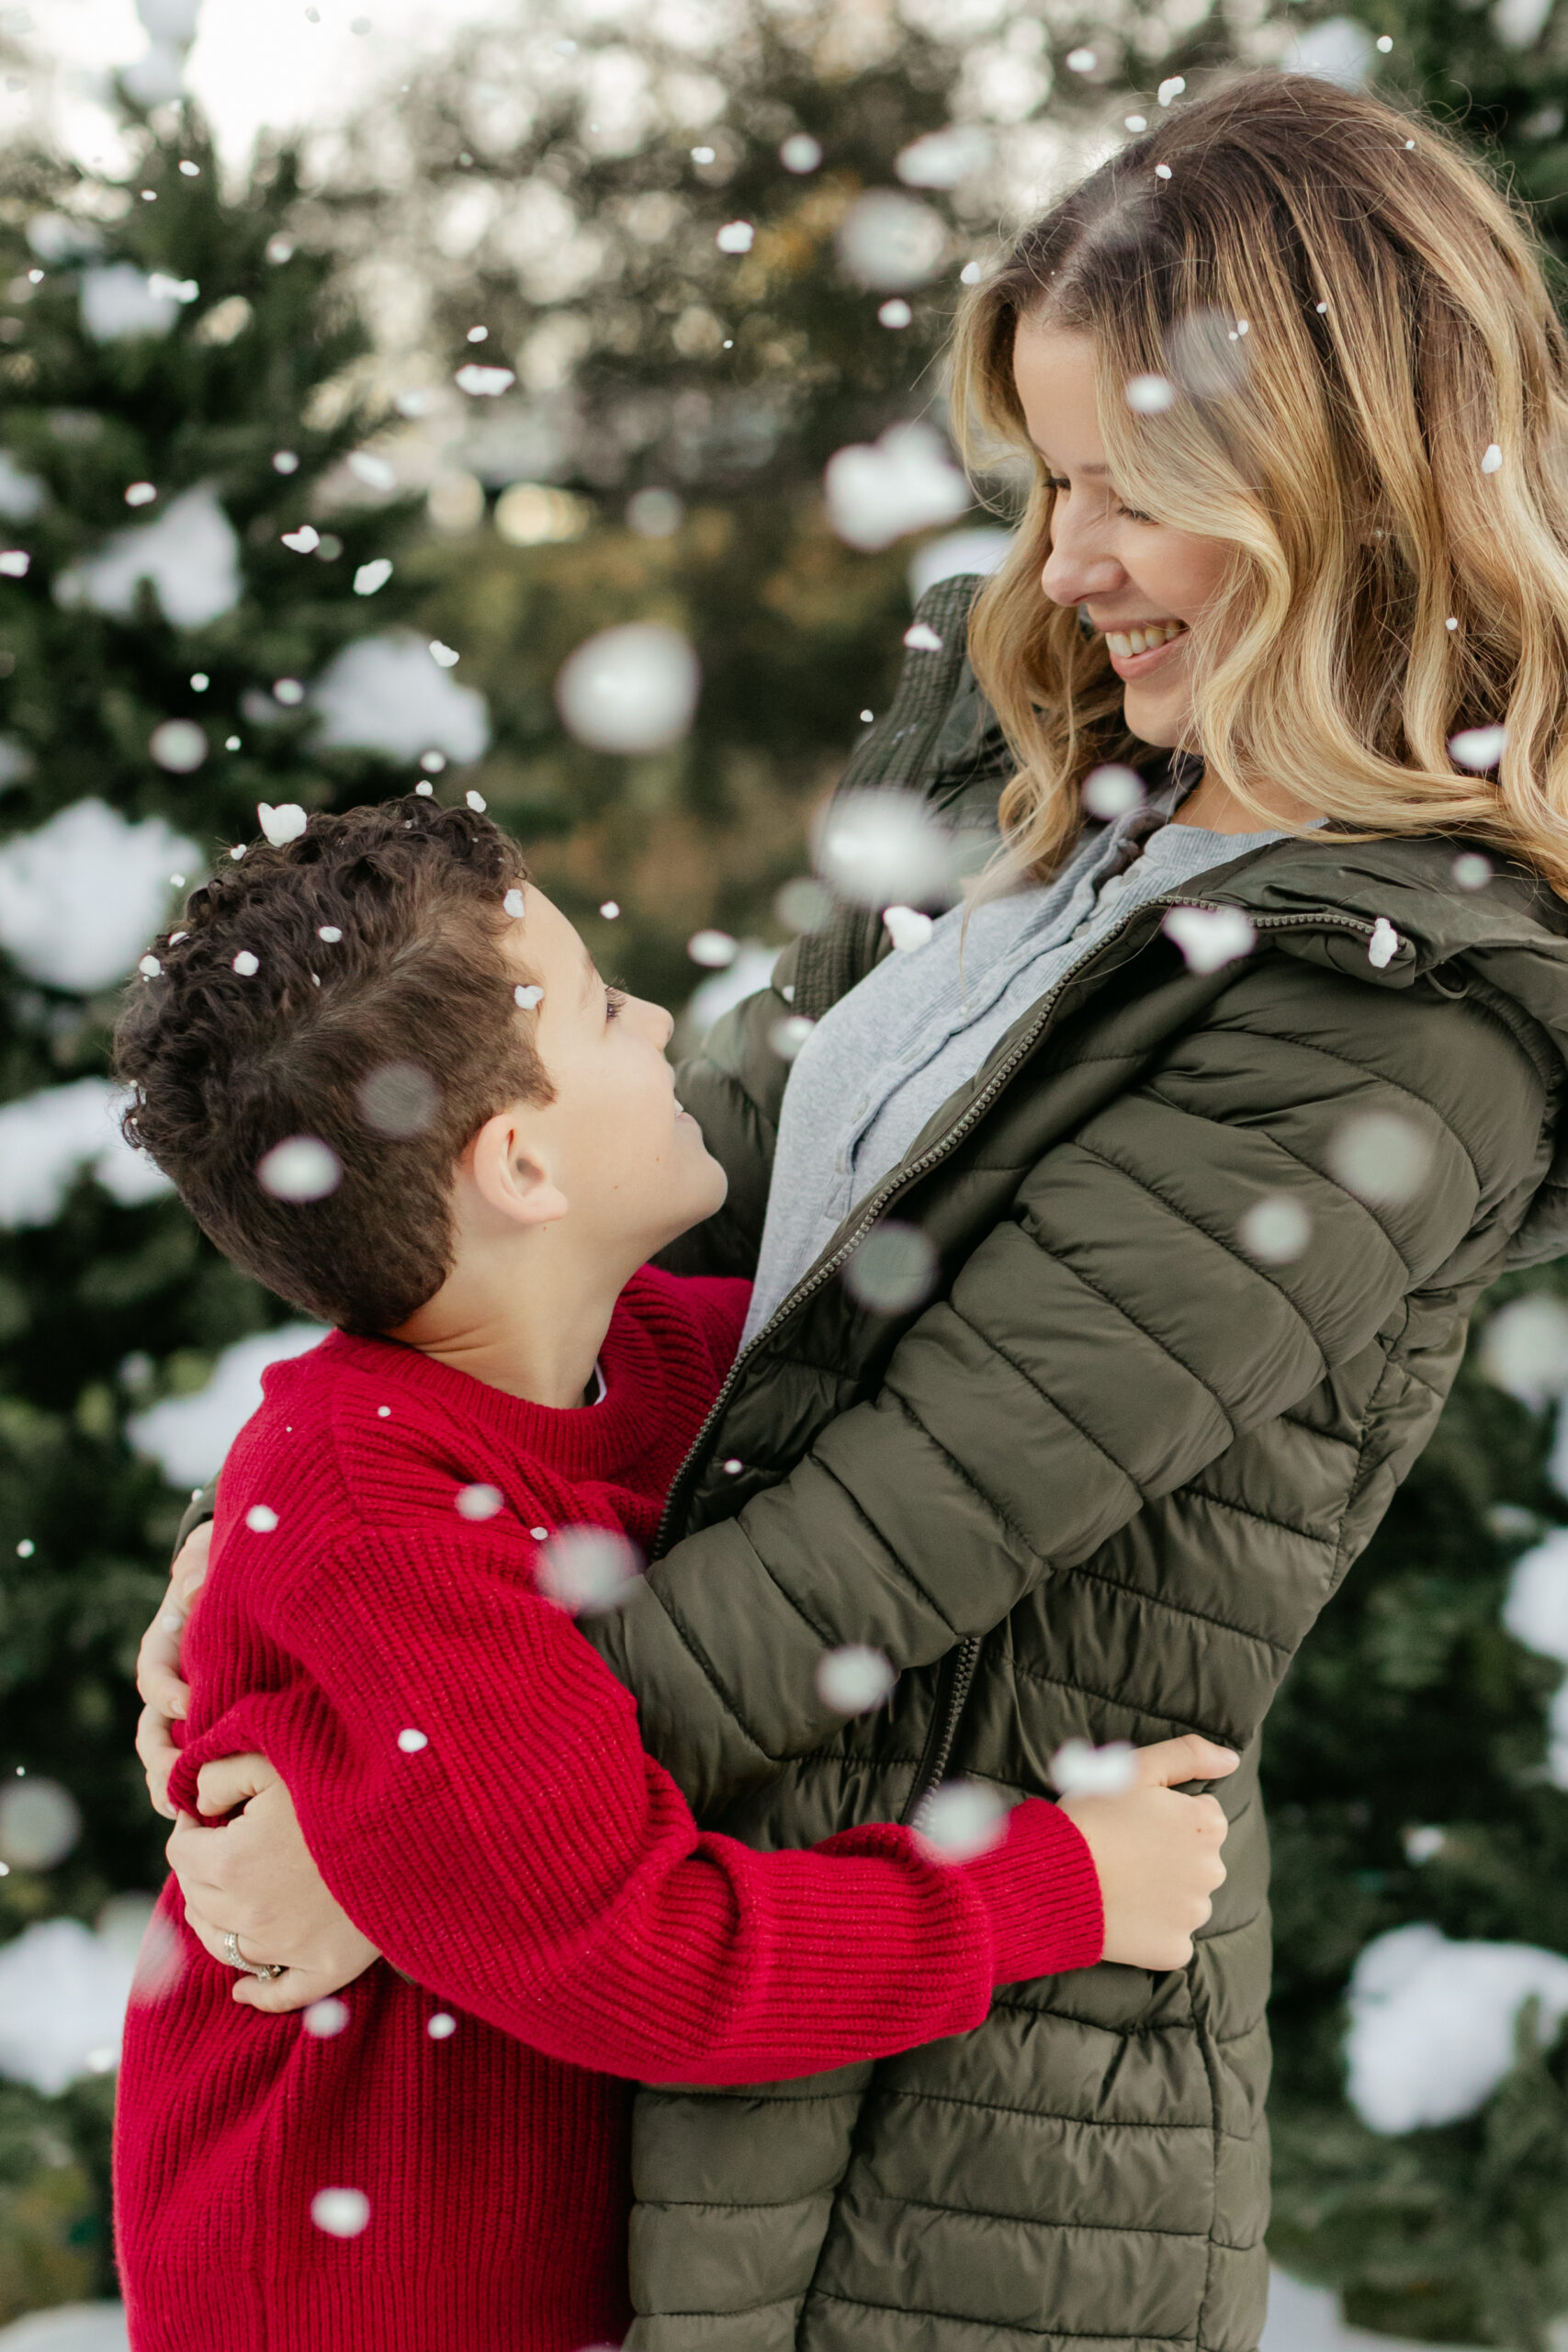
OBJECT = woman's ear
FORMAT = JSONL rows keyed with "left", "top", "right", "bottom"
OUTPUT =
{"left": 466, "top": 1106, "right": 570, "bottom": 1232}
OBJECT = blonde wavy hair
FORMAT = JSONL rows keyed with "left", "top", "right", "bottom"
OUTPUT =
{"left": 950, "top": 67, "right": 1568, "bottom": 896}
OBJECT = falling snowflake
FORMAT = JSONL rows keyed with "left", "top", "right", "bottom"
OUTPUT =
{"left": 356, "top": 1061, "right": 439, "bottom": 1138}
{"left": 817, "top": 787, "right": 953, "bottom": 909}
{"left": 902, "top": 621, "right": 944, "bottom": 653}
{"left": 396, "top": 1728, "right": 428, "bottom": 1754}
{"left": 281, "top": 526, "right": 321, "bottom": 554}
{"left": 878, "top": 299, "right": 913, "bottom": 329}
{"left": 913, "top": 1780, "right": 1007, "bottom": 1861}
{"left": 823, "top": 421, "right": 968, "bottom": 551}
{"left": 1453, "top": 851, "right": 1493, "bottom": 889}
{"left": 455, "top": 1484, "right": 503, "bottom": 1521}
{"left": 1480, "top": 443, "right": 1503, "bottom": 474}
{"left": 816, "top": 1645, "right": 897, "bottom": 1715}
{"left": 716, "top": 220, "right": 755, "bottom": 254}
{"left": 1050, "top": 1738, "right": 1138, "bottom": 1794}
{"left": 353, "top": 559, "right": 392, "bottom": 596}
{"left": 688, "top": 929, "right": 738, "bottom": 968}
{"left": 1082, "top": 764, "right": 1145, "bottom": 820}
{"left": 836, "top": 190, "right": 946, "bottom": 290}
{"left": 1238, "top": 1194, "right": 1312, "bottom": 1265}
{"left": 844, "top": 1221, "right": 937, "bottom": 1315}
{"left": 780, "top": 133, "right": 822, "bottom": 173}
{"left": 513, "top": 983, "right": 543, "bottom": 1011}
{"left": 257, "top": 802, "right": 307, "bottom": 847}
{"left": 429, "top": 640, "right": 460, "bottom": 669}
{"left": 883, "top": 905, "right": 934, "bottom": 953}
{"left": 427, "top": 2011, "right": 457, "bottom": 2040}
{"left": 231, "top": 951, "right": 259, "bottom": 977}
{"left": 536, "top": 1526, "right": 642, "bottom": 1614}
{"left": 303, "top": 1997, "right": 349, "bottom": 2038}
{"left": 245, "top": 1505, "right": 278, "bottom": 1533}
{"left": 1124, "top": 373, "right": 1176, "bottom": 413}
{"left": 347, "top": 451, "right": 396, "bottom": 492}
{"left": 256, "top": 1137, "right": 342, "bottom": 1203}
{"left": 769, "top": 1015, "right": 815, "bottom": 1060}
{"left": 310, "top": 2188, "right": 370, "bottom": 2238}
{"left": 556, "top": 623, "right": 701, "bottom": 754}
{"left": 503, "top": 888, "right": 525, "bottom": 918}
{"left": 149, "top": 720, "right": 208, "bottom": 775}
{"left": 454, "top": 364, "right": 515, "bottom": 397}
{"left": 1162, "top": 905, "right": 1256, "bottom": 974}
{"left": 1449, "top": 724, "right": 1506, "bottom": 771}
{"left": 1326, "top": 1111, "right": 1432, "bottom": 1204}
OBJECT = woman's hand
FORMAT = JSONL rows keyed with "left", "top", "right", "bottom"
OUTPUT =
{"left": 167, "top": 1752, "right": 381, "bottom": 2014}
{"left": 1060, "top": 1734, "right": 1239, "bottom": 1973}
{"left": 135, "top": 1520, "right": 210, "bottom": 1819}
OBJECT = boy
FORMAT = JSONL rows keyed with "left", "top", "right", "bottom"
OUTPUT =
{"left": 111, "top": 797, "right": 1235, "bottom": 2350}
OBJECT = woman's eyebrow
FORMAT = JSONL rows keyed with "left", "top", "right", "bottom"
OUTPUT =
{"left": 1033, "top": 446, "right": 1111, "bottom": 476}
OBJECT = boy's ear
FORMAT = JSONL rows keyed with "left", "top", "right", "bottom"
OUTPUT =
{"left": 466, "top": 1106, "right": 570, "bottom": 1231}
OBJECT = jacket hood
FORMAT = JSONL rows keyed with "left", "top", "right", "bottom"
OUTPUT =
{"left": 1170, "top": 826, "right": 1568, "bottom": 1269}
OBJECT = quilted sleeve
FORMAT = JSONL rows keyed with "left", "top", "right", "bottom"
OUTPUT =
{"left": 589, "top": 957, "right": 1554, "bottom": 1815}
{"left": 654, "top": 942, "right": 800, "bottom": 1282}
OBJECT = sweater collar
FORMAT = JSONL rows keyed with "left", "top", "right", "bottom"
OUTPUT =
{"left": 318, "top": 1285, "right": 661, "bottom": 1483}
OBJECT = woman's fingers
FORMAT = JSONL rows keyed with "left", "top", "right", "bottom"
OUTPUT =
{"left": 172, "top": 1518, "right": 213, "bottom": 1607}
{"left": 231, "top": 1966, "right": 331, "bottom": 2016}
{"left": 1134, "top": 1734, "right": 1241, "bottom": 1789}
{"left": 135, "top": 1577, "right": 192, "bottom": 1721}
{"left": 196, "top": 1752, "right": 281, "bottom": 1819}
{"left": 136, "top": 1701, "right": 181, "bottom": 1820}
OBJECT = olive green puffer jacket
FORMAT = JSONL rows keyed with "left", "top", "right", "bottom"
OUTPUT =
{"left": 582, "top": 574, "right": 1568, "bottom": 2352}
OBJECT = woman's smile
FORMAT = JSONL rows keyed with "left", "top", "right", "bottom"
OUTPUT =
{"left": 1105, "top": 622, "right": 1190, "bottom": 682}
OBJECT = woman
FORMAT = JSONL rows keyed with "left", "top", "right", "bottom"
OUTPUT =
{"left": 140, "top": 64, "right": 1568, "bottom": 2352}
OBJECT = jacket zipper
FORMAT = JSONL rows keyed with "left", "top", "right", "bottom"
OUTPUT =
{"left": 898, "top": 1634, "right": 982, "bottom": 1826}
{"left": 650, "top": 895, "right": 1382, "bottom": 1811}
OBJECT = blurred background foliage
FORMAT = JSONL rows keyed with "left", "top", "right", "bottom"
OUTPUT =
{"left": 9, "top": 0, "right": 1568, "bottom": 2332}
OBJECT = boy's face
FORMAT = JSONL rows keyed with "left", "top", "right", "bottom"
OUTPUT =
{"left": 502, "top": 886, "right": 728, "bottom": 1261}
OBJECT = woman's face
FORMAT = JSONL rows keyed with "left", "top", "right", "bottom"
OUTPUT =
{"left": 1011, "top": 317, "right": 1231, "bottom": 750}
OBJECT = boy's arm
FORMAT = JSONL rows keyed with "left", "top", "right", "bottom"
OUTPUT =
{"left": 168, "top": 1514, "right": 1109, "bottom": 2082}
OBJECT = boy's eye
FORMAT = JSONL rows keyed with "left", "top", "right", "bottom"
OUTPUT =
{"left": 605, "top": 986, "right": 627, "bottom": 1021}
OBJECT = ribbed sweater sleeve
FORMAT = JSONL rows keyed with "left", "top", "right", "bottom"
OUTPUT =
{"left": 170, "top": 1520, "right": 1101, "bottom": 2085}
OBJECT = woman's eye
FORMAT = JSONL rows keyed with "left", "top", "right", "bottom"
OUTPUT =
{"left": 1045, "top": 474, "right": 1152, "bottom": 525}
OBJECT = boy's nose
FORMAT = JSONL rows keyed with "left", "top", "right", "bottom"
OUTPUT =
{"left": 637, "top": 997, "right": 675, "bottom": 1049}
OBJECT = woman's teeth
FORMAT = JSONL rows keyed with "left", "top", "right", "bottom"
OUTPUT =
{"left": 1106, "top": 620, "right": 1187, "bottom": 656}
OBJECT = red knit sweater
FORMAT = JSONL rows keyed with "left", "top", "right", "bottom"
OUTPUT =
{"left": 114, "top": 1267, "right": 1103, "bottom": 2351}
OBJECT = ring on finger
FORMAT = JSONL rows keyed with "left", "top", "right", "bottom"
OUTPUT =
{"left": 221, "top": 1928, "right": 286, "bottom": 1981}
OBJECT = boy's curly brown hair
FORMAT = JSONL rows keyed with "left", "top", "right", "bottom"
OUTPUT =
{"left": 114, "top": 797, "right": 552, "bottom": 1333}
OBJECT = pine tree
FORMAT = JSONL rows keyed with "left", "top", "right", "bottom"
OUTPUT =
{"left": 0, "top": 97, "right": 443, "bottom": 2312}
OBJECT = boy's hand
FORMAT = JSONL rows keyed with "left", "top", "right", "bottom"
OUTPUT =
{"left": 135, "top": 1520, "right": 210, "bottom": 1820}
{"left": 1060, "top": 1734, "right": 1239, "bottom": 1973}
{"left": 167, "top": 1753, "right": 381, "bottom": 2014}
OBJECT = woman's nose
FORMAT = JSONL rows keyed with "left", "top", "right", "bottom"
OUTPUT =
{"left": 1041, "top": 537, "right": 1126, "bottom": 611}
